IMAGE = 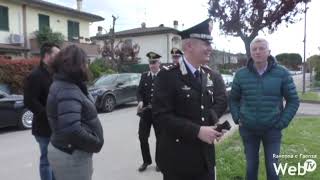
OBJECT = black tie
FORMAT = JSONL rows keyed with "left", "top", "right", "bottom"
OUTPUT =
{"left": 194, "top": 70, "right": 201, "bottom": 84}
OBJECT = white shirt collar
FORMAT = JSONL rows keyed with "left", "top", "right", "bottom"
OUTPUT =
{"left": 148, "top": 70, "right": 160, "bottom": 77}
{"left": 183, "top": 56, "right": 200, "bottom": 76}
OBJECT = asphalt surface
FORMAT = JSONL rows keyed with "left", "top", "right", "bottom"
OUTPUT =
{"left": 0, "top": 100, "right": 318, "bottom": 180}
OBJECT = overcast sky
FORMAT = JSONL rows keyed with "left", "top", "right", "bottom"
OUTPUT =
{"left": 46, "top": 0, "right": 320, "bottom": 59}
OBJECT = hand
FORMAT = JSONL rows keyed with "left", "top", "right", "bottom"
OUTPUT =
{"left": 137, "top": 101, "right": 143, "bottom": 113}
{"left": 197, "top": 126, "right": 222, "bottom": 144}
{"left": 216, "top": 129, "right": 227, "bottom": 142}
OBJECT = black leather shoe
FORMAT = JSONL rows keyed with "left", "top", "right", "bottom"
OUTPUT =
{"left": 138, "top": 163, "right": 150, "bottom": 172}
{"left": 155, "top": 166, "right": 161, "bottom": 172}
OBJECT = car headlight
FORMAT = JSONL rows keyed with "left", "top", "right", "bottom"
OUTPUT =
{"left": 90, "top": 89, "right": 104, "bottom": 96}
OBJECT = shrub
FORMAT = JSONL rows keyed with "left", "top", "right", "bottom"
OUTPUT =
{"left": 89, "top": 58, "right": 115, "bottom": 80}
{"left": 0, "top": 58, "right": 40, "bottom": 94}
{"left": 35, "top": 26, "right": 64, "bottom": 47}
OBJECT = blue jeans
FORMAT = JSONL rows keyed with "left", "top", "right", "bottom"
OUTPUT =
{"left": 35, "top": 136, "right": 55, "bottom": 180}
{"left": 239, "top": 126, "right": 282, "bottom": 180}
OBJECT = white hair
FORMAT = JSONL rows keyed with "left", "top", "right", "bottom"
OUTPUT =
{"left": 250, "top": 37, "right": 270, "bottom": 50}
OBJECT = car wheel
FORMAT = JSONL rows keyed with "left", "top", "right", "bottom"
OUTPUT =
{"left": 18, "top": 109, "right": 33, "bottom": 129}
{"left": 102, "top": 95, "right": 116, "bottom": 112}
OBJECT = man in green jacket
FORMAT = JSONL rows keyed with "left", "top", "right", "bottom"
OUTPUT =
{"left": 229, "top": 37, "right": 299, "bottom": 180}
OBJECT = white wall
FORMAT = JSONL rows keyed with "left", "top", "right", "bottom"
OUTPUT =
{"left": 26, "top": 6, "right": 90, "bottom": 40}
{"left": 117, "top": 33, "right": 181, "bottom": 64}
{"left": 0, "top": 0, "right": 23, "bottom": 44}
{"left": 0, "top": 0, "right": 91, "bottom": 45}
{"left": 95, "top": 32, "right": 181, "bottom": 64}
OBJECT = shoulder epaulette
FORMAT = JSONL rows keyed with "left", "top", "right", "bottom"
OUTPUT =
{"left": 162, "top": 64, "right": 178, "bottom": 71}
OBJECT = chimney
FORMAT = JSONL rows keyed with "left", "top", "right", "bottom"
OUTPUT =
{"left": 97, "top": 26, "right": 103, "bottom": 35}
{"left": 77, "top": 0, "right": 82, "bottom": 11}
{"left": 141, "top": 22, "right": 146, "bottom": 28}
{"left": 173, "top": 20, "right": 178, "bottom": 29}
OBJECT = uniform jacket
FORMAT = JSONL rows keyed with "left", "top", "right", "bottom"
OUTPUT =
{"left": 229, "top": 56, "right": 299, "bottom": 130}
{"left": 47, "top": 73, "right": 104, "bottom": 154}
{"left": 152, "top": 57, "right": 228, "bottom": 175}
{"left": 23, "top": 63, "right": 52, "bottom": 137}
{"left": 137, "top": 71, "right": 157, "bottom": 107}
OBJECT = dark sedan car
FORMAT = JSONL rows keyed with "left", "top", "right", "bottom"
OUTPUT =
{"left": 89, "top": 73, "right": 141, "bottom": 112}
{"left": 0, "top": 90, "right": 33, "bottom": 129}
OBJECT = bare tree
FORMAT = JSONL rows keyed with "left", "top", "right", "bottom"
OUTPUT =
{"left": 208, "top": 0, "right": 310, "bottom": 58}
{"left": 101, "top": 15, "right": 141, "bottom": 72}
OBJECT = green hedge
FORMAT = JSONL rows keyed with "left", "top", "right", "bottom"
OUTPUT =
{"left": 0, "top": 58, "right": 40, "bottom": 94}
{"left": 89, "top": 58, "right": 115, "bottom": 80}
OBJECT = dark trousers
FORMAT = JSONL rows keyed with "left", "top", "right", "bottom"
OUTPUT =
{"left": 138, "top": 109, "right": 160, "bottom": 165}
{"left": 163, "top": 171, "right": 215, "bottom": 180}
{"left": 239, "top": 126, "right": 282, "bottom": 180}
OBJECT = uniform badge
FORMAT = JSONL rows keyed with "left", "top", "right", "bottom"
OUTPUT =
{"left": 181, "top": 85, "right": 191, "bottom": 90}
{"left": 206, "top": 75, "right": 213, "bottom": 87}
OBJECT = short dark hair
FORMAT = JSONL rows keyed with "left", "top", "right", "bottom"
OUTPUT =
{"left": 51, "top": 45, "right": 89, "bottom": 81}
{"left": 40, "top": 42, "right": 60, "bottom": 60}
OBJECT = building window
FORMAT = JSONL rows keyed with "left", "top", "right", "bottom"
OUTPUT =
{"left": 0, "top": 5, "right": 9, "bottom": 31}
{"left": 68, "top": 20, "right": 79, "bottom": 41}
{"left": 39, "top": 14, "right": 50, "bottom": 30}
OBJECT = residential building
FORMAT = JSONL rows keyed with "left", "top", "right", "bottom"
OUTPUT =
{"left": 92, "top": 22, "right": 181, "bottom": 64}
{"left": 0, "top": 0, "right": 104, "bottom": 58}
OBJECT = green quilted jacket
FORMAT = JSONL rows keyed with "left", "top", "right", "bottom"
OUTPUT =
{"left": 229, "top": 56, "right": 300, "bottom": 130}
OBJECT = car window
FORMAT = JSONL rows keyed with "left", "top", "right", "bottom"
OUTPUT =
{"left": 94, "top": 74, "right": 117, "bottom": 86}
{"left": 129, "top": 74, "right": 141, "bottom": 85}
{"left": 0, "top": 90, "right": 8, "bottom": 99}
{"left": 116, "top": 74, "right": 131, "bottom": 85}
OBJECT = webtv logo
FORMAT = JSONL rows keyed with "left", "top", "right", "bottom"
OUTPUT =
{"left": 273, "top": 159, "right": 317, "bottom": 176}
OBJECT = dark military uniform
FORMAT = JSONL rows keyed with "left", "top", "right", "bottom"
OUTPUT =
{"left": 137, "top": 71, "right": 160, "bottom": 166}
{"left": 152, "top": 58, "right": 228, "bottom": 179}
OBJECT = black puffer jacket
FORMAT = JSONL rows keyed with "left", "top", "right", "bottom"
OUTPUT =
{"left": 24, "top": 64, "right": 52, "bottom": 137}
{"left": 47, "top": 73, "right": 104, "bottom": 153}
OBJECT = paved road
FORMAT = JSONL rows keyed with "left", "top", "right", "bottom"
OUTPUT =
{"left": 0, "top": 102, "right": 318, "bottom": 180}
{"left": 292, "top": 73, "right": 311, "bottom": 92}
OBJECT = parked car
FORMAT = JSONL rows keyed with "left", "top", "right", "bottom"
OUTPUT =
{"left": 221, "top": 74, "right": 234, "bottom": 95}
{"left": 89, "top": 73, "right": 141, "bottom": 112}
{"left": 0, "top": 90, "right": 33, "bottom": 129}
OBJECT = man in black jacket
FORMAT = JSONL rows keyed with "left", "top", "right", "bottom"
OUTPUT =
{"left": 152, "top": 19, "right": 228, "bottom": 180}
{"left": 24, "top": 43, "right": 60, "bottom": 180}
{"left": 137, "top": 51, "right": 162, "bottom": 172}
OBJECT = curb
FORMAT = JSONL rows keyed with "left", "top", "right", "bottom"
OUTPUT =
{"left": 300, "top": 100, "right": 320, "bottom": 104}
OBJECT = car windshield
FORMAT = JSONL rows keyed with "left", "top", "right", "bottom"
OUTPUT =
{"left": 0, "top": 90, "right": 8, "bottom": 99}
{"left": 94, "top": 74, "right": 118, "bottom": 86}
{"left": 221, "top": 74, "right": 234, "bottom": 87}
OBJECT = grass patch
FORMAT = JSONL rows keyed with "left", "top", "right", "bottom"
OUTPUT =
{"left": 312, "top": 81, "right": 320, "bottom": 88}
{"left": 216, "top": 117, "right": 320, "bottom": 180}
{"left": 298, "top": 92, "right": 320, "bottom": 102}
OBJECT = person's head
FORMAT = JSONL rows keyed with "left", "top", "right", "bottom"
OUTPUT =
{"left": 171, "top": 48, "right": 183, "bottom": 64}
{"left": 51, "top": 45, "right": 89, "bottom": 82}
{"left": 182, "top": 38, "right": 212, "bottom": 65}
{"left": 40, "top": 42, "right": 60, "bottom": 65}
{"left": 179, "top": 18, "right": 213, "bottom": 65}
{"left": 250, "top": 37, "right": 271, "bottom": 64}
{"left": 146, "top": 51, "right": 161, "bottom": 73}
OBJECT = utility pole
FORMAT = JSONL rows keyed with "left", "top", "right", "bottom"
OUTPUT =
{"left": 110, "top": 15, "right": 118, "bottom": 71}
{"left": 302, "top": 1, "right": 307, "bottom": 94}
